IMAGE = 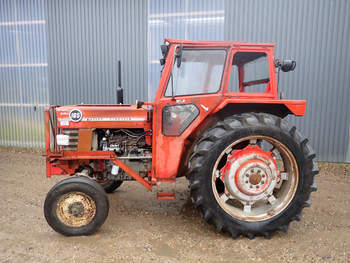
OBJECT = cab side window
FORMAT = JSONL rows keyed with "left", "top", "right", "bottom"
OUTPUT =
{"left": 227, "top": 52, "right": 269, "bottom": 93}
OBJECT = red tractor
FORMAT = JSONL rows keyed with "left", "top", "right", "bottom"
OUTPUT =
{"left": 44, "top": 39, "right": 318, "bottom": 239}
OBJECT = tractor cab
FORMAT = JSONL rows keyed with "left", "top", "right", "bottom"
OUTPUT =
{"left": 151, "top": 39, "right": 303, "bottom": 182}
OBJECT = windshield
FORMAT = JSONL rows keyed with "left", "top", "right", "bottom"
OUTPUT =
{"left": 165, "top": 49, "right": 226, "bottom": 96}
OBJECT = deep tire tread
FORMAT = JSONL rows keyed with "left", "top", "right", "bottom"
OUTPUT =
{"left": 187, "top": 113, "right": 318, "bottom": 239}
{"left": 103, "top": 180, "right": 123, "bottom": 193}
{"left": 278, "top": 224, "right": 289, "bottom": 233}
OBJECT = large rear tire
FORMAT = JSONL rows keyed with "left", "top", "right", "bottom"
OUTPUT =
{"left": 44, "top": 176, "right": 109, "bottom": 236}
{"left": 187, "top": 113, "right": 318, "bottom": 239}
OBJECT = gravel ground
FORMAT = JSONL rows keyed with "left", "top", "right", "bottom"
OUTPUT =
{"left": 0, "top": 147, "right": 349, "bottom": 263}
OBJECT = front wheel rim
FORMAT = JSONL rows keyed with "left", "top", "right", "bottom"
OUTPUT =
{"left": 56, "top": 191, "right": 96, "bottom": 227}
{"left": 212, "top": 135, "right": 299, "bottom": 222}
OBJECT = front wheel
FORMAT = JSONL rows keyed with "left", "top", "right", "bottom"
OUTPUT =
{"left": 187, "top": 113, "right": 318, "bottom": 239}
{"left": 44, "top": 176, "right": 109, "bottom": 236}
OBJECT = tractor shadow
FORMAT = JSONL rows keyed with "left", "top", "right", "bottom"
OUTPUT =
{"left": 103, "top": 179, "right": 223, "bottom": 238}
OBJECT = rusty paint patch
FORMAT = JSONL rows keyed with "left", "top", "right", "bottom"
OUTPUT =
{"left": 77, "top": 129, "right": 93, "bottom": 151}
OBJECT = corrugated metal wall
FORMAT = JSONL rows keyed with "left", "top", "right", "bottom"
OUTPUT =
{"left": 1, "top": 0, "right": 349, "bottom": 162}
{"left": 45, "top": 0, "right": 148, "bottom": 105}
{"left": 0, "top": 0, "right": 48, "bottom": 148}
{"left": 224, "top": 0, "right": 350, "bottom": 162}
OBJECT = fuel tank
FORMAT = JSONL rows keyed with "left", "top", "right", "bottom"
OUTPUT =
{"left": 55, "top": 104, "right": 151, "bottom": 129}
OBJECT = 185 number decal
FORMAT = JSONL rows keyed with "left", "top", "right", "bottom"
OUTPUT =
{"left": 69, "top": 109, "right": 82, "bottom": 122}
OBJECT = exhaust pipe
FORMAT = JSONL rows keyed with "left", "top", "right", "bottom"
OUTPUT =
{"left": 116, "top": 60, "right": 124, "bottom": 104}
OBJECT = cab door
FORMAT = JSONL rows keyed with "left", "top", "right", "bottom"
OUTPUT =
{"left": 152, "top": 44, "right": 231, "bottom": 181}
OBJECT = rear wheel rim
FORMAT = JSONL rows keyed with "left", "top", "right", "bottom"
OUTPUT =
{"left": 56, "top": 191, "right": 96, "bottom": 227}
{"left": 211, "top": 135, "right": 299, "bottom": 222}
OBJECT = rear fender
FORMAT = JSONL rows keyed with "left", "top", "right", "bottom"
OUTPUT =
{"left": 177, "top": 99, "right": 306, "bottom": 178}
{"left": 213, "top": 99, "right": 306, "bottom": 118}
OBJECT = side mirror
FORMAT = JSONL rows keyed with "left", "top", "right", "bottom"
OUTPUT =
{"left": 275, "top": 59, "right": 296, "bottom": 72}
{"left": 281, "top": 60, "right": 296, "bottom": 72}
{"left": 160, "top": 44, "right": 169, "bottom": 56}
{"left": 160, "top": 44, "right": 169, "bottom": 66}
{"left": 175, "top": 44, "right": 183, "bottom": 67}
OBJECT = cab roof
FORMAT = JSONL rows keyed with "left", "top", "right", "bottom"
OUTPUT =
{"left": 165, "top": 38, "right": 276, "bottom": 48}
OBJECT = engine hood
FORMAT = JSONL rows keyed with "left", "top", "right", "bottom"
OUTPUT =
{"left": 55, "top": 104, "right": 151, "bottom": 129}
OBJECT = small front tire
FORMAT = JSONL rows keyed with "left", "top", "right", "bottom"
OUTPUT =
{"left": 44, "top": 176, "right": 109, "bottom": 236}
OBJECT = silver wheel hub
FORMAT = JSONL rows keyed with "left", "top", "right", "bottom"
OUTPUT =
{"left": 212, "top": 136, "right": 299, "bottom": 221}
{"left": 223, "top": 146, "right": 279, "bottom": 205}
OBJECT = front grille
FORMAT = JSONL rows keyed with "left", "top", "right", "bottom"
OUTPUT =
{"left": 62, "top": 129, "right": 79, "bottom": 151}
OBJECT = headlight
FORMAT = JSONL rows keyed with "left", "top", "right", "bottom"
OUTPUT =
{"left": 56, "top": 134, "right": 70, "bottom": 146}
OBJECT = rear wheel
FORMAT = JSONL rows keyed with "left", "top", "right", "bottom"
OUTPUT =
{"left": 101, "top": 180, "right": 123, "bottom": 193}
{"left": 88, "top": 171, "right": 123, "bottom": 193}
{"left": 44, "top": 176, "right": 109, "bottom": 236}
{"left": 187, "top": 113, "right": 318, "bottom": 238}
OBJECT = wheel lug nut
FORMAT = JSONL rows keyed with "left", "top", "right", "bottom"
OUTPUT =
{"left": 245, "top": 181, "right": 249, "bottom": 184}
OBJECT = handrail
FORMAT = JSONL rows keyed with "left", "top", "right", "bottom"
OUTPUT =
{"left": 45, "top": 105, "right": 61, "bottom": 153}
